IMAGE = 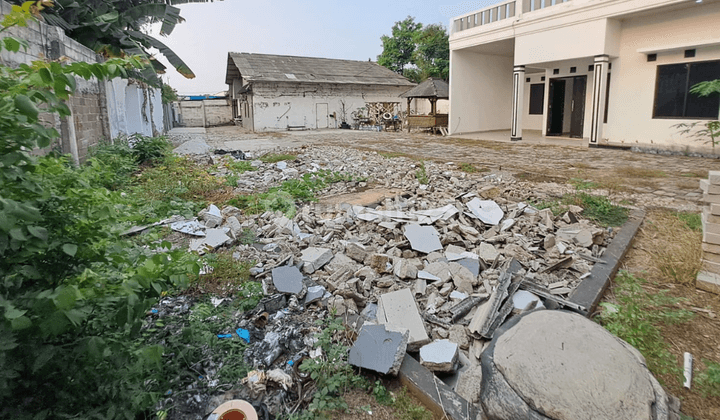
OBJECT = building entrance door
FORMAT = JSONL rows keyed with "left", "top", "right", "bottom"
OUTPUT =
{"left": 316, "top": 103, "right": 328, "bottom": 129}
{"left": 546, "top": 76, "right": 587, "bottom": 138}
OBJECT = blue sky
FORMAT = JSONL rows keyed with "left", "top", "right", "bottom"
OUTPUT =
{"left": 154, "top": 0, "right": 497, "bottom": 95}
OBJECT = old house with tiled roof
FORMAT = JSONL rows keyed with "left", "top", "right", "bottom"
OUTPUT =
{"left": 225, "top": 52, "right": 415, "bottom": 131}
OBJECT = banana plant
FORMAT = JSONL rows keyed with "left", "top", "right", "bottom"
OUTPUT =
{"left": 13, "top": 0, "right": 222, "bottom": 80}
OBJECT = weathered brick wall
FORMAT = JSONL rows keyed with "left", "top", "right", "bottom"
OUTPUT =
{"left": 1, "top": 0, "right": 110, "bottom": 162}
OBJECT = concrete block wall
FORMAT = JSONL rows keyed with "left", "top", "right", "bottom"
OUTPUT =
{"left": 177, "top": 99, "right": 233, "bottom": 127}
{"left": 698, "top": 171, "right": 720, "bottom": 294}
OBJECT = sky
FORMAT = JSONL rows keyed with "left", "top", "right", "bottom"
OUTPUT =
{"left": 151, "top": 0, "right": 498, "bottom": 95}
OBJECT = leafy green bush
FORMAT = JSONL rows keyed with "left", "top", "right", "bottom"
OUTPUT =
{"left": 0, "top": 6, "right": 203, "bottom": 418}
{"left": 131, "top": 134, "right": 173, "bottom": 165}
{"left": 86, "top": 139, "right": 137, "bottom": 189}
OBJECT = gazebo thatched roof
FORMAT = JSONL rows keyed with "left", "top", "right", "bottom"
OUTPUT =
{"left": 400, "top": 78, "right": 449, "bottom": 99}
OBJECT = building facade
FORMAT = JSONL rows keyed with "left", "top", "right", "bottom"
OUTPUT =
{"left": 225, "top": 53, "right": 415, "bottom": 131}
{"left": 449, "top": 0, "right": 720, "bottom": 152}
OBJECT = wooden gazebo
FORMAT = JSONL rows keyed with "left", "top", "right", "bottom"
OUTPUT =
{"left": 401, "top": 78, "right": 449, "bottom": 133}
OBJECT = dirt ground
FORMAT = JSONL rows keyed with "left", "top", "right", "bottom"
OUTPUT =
{"left": 173, "top": 127, "right": 720, "bottom": 419}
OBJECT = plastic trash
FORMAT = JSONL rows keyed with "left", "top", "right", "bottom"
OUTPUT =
{"left": 236, "top": 328, "right": 250, "bottom": 343}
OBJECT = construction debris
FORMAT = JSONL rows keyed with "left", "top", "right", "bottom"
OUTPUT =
{"left": 348, "top": 324, "right": 409, "bottom": 375}
{"left": 151, "top": 145, "right": 621, "bottom": 418}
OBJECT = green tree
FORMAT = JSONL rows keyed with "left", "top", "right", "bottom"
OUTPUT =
{"left": 161, "top": 82, "right": 178, "bottom": 103}
{"left": 413, "top": 23, "right": 449, "bottom": 81}
{"left": 377, "top": 16, "right": 422, "bottom": 76}
{"left": 13, "top": 0, "right": 222, "bottom": 81}
{"left": 377, "top": 17, "right": 449, "bottom": 83}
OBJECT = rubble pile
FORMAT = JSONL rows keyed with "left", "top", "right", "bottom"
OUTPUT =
{"left": 154, "top": 146, "right": 619, "bottom": 417}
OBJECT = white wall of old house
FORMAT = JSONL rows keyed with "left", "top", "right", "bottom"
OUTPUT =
{"left": 250, "top": 82, "right": 411, "bottom": 131}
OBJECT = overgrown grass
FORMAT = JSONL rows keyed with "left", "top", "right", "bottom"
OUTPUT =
{"left": 614, "top": 166, "right": 667, "bottom": 178}
{"left": 226, "top": 160, "right": 256, "bottom": 173}
{"left": 458, "top": 162, "right": 487, "bottom": 173}
{"left": 415, "top": 161, "right": 429, "bottom": 185}
{"left": 535, "top": 192, "right": 629, "bottom": 227}
{"left": 227, "top": 170, "right": 361, "bottom": 217}
{"left": 188, "top": 251, "right": 255, "bottom": 296}
{"left": 127, "top": 155, "right": 226, "bottom": 222}
{"left": 259, "top": 153, "right": 297, "bottom": 163}
{"left": 569, "top": 178, "right": 600, "bottom": 190}
{"left": 565, "top": 192, "right": 629, "bottom": 227}
{"left": 696, "top": 360, "right": 720, "bottom": 397}
{"left": 392, "top": 388, "right": 433, "bottom": 420}
{"left": 292, "top": 317, "right": 370, "bottom": 419}
{"left": 641, "top": 211, "right": 703, "bottom": 285}
{"left": 599, "top": 271, "right": 694, "bottom": 378}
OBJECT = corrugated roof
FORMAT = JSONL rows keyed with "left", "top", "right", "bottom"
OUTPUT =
{"left": 400, "top": 78, "right": 449, "bottom": 99}
{"left": 225, "top": 52, "right": 415, "bottom": 87}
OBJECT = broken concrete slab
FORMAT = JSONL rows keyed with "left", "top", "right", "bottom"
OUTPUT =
{"left": 300, "top": 247, "right": 333, "bottom": 274}
{"left": 420, "top": 339, "right": 459, "bottom": 372}
{"left": 449, "top": 262, "right": 475, "bottom": 295}
{"left": 477, "top": 242, "right": 500, "bottom": 264}
{"left": 190, "top": 228, "right": 232, "bottom": 253}
{"left": 394, "top": 258, "right": 418, "bottom": 279}
{"left": 304, "top": 285, "right": 326, "bottom": 305}
{"left": 271, "top": 266, "right": 304, "bottom": 294}
{"left": 455, "top": 365, "right": 483, "bottom": 404}
{"left": 171, "top": 219, "right": 206, "bottom": 236}
{"left": 467, "top": 198, "right": 504, "bottom": 225}
{"left": 377, "top": 288, "right": 430, "bottom": 351}
{"left": 423, "top": 261, "right": 452, "bottom": 283}
{"left": 457, "top": 258, "right": 481, "bottom": 277}
{"left": 348, "top": 323, "right": 409, "bottom": 375}
{"left": 418, "top": 270, "right": 441, "bottom": 282}
{"left": 481, "top": 310, "right": 674, "bottom": 420}
{"left": 201, "top": 204, "right": 223, "bottom": 228}
{"left": 404, "top": 224, "right": 443, "bottom": 254}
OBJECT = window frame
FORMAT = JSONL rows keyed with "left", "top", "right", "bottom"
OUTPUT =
{"left": 652, "top": 59, "right": 720, "bottom": 120}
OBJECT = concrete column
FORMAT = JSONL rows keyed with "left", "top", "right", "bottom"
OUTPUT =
{"left": 66, "top": 103, "right": 80, "bottom": 166}
{"left": 511, "top": 65, "right": 525, "bottom": 141}
{"left": 589, "top": 55, "right": 609, "bottom": 147}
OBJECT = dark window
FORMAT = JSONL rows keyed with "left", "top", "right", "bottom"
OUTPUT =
{"left": 647, "top": 54, "right": 657, "bottom": 62}
{"left": 685, "top": 49, "right": 696, "bottom": 58}
{"left": 529, "top": 84, "right": 545, "bottom": 115}
{"left": 653, "top": 60, "right": 720, "bottom": 119}
{"left": 588, "top": 64, "right": 594, "bottom": 72}
{"left": 553, "top": 69, "right": 560, "bottom": 75}
{"left": 570, "top": 67, "right": 577, "bottom": 74}
{"left": 526, "top": 77, "right": 531, "bottom": 83}
{"left": 609, "top": 63, "right": 612, "bottom": 70}
{"left": 541, "top": 76, "right": 546, "bottom": 81}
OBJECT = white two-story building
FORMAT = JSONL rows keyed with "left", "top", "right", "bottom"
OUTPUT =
{"left": 449, "top": 0, "right": 720, "bottom": 151}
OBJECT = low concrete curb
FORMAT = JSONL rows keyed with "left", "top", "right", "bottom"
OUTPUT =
{"left": 569, "top": 209, "right": 646, "bottom": 315}
{"left": 399, "top": 354, "right": 481, "bottom": 420}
